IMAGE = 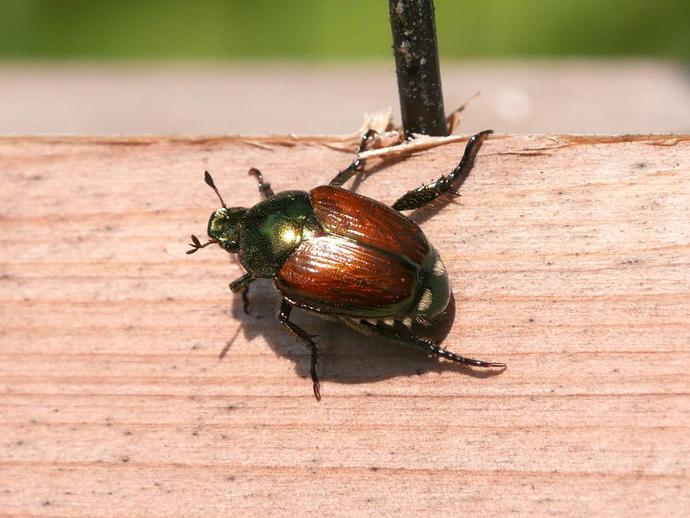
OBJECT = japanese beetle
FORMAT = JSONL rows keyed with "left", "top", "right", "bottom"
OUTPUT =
{"left": 189, "top": 130, "right": 505, "bottom": 399}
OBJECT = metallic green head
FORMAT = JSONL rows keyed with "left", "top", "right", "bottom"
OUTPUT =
{"left": 187, "top": 171, "right": 248, "bottom": 256}
{"left": 207, "top": 207, "right": 248, "bottom": 253}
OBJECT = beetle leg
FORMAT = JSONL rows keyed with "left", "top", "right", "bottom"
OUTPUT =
{"left": 248, "top": 168, "right": 274, "bottom": 198}
{"left": 341, "top": 317, "right": 377, "bottom": 336}
{"left": 278, "top": 299, "right": 321, "bottom": 400}
{"left": 360, "top": 321, "right": 505, "bottom": 369}
{"left": 229, "top": 273, "right": 255, "bottom": 315}
{"left": 392, "top": 130, "right": 493, "bottom": 211}
{"left": 329, "top": 129, "right": 378, "bottom": 187}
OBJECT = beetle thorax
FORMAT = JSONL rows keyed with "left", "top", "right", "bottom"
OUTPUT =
{"left": 237, "top": 191, "right": 320, "bottom": 278}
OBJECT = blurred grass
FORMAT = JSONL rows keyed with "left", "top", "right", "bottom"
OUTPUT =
{"left": 0, "top": 0, "right": 688, "bottom": 59}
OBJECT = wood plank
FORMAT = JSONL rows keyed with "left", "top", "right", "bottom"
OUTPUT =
{"left": 1, "top": 134, "right": 689, "bottom": 516}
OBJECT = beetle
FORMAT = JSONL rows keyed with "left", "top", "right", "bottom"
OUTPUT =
{"left": 188, "top": 129, "right": 505, "bottom": 399}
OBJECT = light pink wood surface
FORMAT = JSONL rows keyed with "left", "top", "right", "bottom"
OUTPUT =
{"left": 1, "top": 134, "right": 689, "bottom": 516}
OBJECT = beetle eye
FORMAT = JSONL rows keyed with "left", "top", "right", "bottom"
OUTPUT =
{"left": 221, "top": 240, "right": 240, "bottom": 253}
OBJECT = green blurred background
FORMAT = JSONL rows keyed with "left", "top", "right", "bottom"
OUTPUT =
{"left": 1, "top": 0, "right": 688, "bottom": 59}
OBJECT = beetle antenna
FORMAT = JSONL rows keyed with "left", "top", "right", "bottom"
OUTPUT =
{"left": 204, "top": 171, "right": 227, "bottom": 208}
{"left": 187, "top": 234, "right": 217, "bottom": 254}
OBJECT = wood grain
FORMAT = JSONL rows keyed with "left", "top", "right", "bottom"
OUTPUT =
{"left": 0, "top": 134, "right": 688, "bottom": 517}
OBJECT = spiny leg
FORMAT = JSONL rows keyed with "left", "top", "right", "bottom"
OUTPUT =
{"left": 278, "top": 299, "right": 321, "bottom": 400}
{"left": 229, "top": 273, "right": 255, "bottom": 315}
{"left": 392, "top": 129, "right": 493, "bottom": 211}
{"left": 360, "top": 320, "right": 505, "bottom": 368}
{"left": 248, "top": 168, "right": 274, "bottom": 198}
{"left": 329, "top": 129, "right": 378, "bottom": 187}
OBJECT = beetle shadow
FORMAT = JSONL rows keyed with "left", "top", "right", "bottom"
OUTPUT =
{"left": 221, "top": 277, "right": 502, "bottom": 389}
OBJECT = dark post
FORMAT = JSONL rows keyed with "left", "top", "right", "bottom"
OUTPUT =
{"left": 389, "top": 0, "right": 447, "bottom": 137}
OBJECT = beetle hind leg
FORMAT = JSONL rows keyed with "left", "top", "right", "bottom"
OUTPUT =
{"left": 278, "top": 299, "right": 321, "bottom": 400}
{"left": 360, "top": 321, "right": 505, "bottom": 369}
{"left": 392, "top": 130, "right": 493, "bottom": 211}
{"left": 342, "top": 318, "right": 375, "bottom": 336}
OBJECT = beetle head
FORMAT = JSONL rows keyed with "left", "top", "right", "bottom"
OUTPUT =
{"left": 206, "top": 206, "right": 247, "bottom": 253}
{"left": 187, "top": 171, "right": 247, "bottom": 255}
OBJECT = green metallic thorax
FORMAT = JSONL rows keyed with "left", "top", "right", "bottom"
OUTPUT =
{"left": 237, "top": 191, "right": 321, "bottom": 277}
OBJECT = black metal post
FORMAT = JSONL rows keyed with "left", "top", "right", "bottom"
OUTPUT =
{"left": 389, "top": 0, "right": 447, "bottom": 137}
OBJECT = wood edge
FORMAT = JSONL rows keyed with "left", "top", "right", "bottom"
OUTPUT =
{"left": 0, "top": 133, "right": 687, "bottom": 147}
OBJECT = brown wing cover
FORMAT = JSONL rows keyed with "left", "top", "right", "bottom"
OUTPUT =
{"left": 276, "top": 235, "right": 417, "bottom": 317}
{"left": 310, "top": 186, "right": 429, "bottom": 264}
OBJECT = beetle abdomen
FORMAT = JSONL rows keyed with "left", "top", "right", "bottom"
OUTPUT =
{"left": 415, "top": 247, "right": 451, "bottom": 319}
{"left": 276, "top": 234, "right": 418, "bottom": 318}
{"left": 275, "top": 185, "right": 451, "bottom": 320}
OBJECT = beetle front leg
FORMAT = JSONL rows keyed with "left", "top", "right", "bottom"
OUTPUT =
{"left": 329, "top": 129, "right": 377, "bottom": 187}
{"left": 229, "top": 273, "right": 255, "bottom": 315}
{"left": 392, "top": 130, "right": 493, "bottom": 211}
{"left": 278, "top": 299, "right": 321, "bottom": 400}
{"left": 360, "top": 320, "right": 505, "bottom": 369}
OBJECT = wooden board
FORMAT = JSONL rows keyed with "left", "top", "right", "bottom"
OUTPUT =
{"left": 1, "top": 134, "right": 688, "bottom": 516}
